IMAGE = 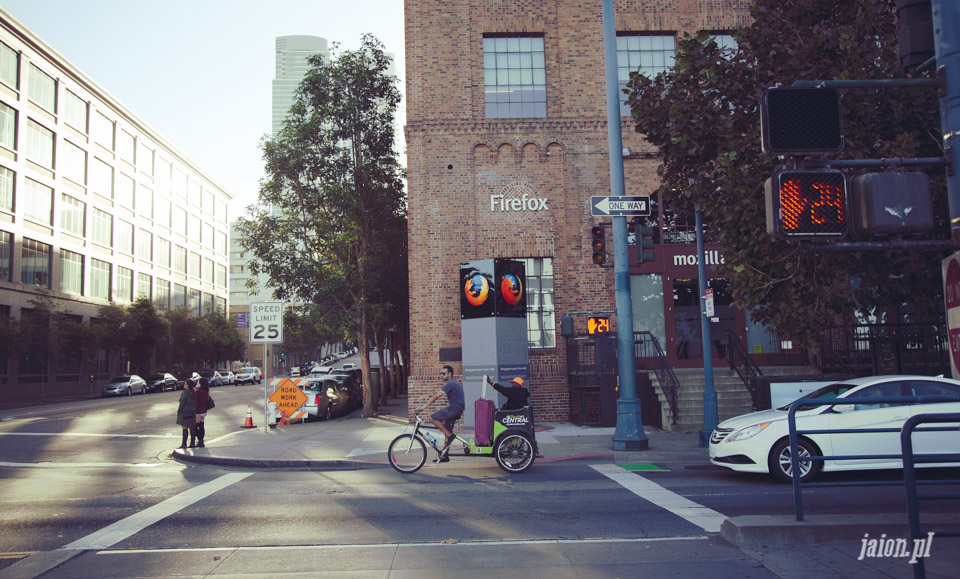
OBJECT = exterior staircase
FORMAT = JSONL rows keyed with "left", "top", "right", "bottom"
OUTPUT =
{"left": 649, "top": 366, "right": 821, "bottom": 433}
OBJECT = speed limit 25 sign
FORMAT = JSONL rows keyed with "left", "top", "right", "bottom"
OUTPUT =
{"left": 250, "top": 302, "right": 283, "bottom": 344}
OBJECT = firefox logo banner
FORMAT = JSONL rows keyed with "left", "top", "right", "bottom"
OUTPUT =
{"left": 460, "top": 259, "right": 527, "bottom": 319}
{"left": 494, "top": 259, "right": 527, "bottom": 317}
{"left": 460, "top": 265, "right": 496, "bottom": 319}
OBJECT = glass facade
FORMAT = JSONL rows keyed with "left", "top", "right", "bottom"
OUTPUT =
{"left": 483, "top": 36, "right": 546, "bottom": 119}
{"left": 20, "top": 238, "right": 51, "bottom": 288}
{"left": 90, "top": 258, "right": 110, "bottom": 300}
{"left": 27, "top": 64, "right": 56, "bottom": 112}
{"left": 616, "top": 34, "right": 676, "bottom": 115}
{"left": 59, "top": 249, "right": 83, "bottom": 295}
{"left": 60, "top": 193, "right": 85, "bottom": 237}
{"left": 519, "top": 257, "right": 554, "bottom": 348}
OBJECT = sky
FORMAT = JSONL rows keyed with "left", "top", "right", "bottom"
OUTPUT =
{"left": 0, "top": 0, "right": 405, "bottom": 220}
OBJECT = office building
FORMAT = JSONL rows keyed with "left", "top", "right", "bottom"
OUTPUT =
{"left": 404, "top": 0, "right": 777, "bottom": 426}
{"left": 0, "top": 9, "right": 231, "bottom": 402}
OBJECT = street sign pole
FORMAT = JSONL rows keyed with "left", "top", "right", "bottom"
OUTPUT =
{"left": 603, "top": 0, "right": 648, "bottom": 450}
{"left": 250, "top": 301, "right": 284, "bottom": 433}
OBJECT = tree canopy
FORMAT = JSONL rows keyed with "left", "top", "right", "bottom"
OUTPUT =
{"left": 237, "top": 35, "right": 407, "bottom": 415}
{"left": 625, "top": 0, "right": 945, "bottom": 348}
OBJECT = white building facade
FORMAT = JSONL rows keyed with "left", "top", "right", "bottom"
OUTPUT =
{"left": 0, "top": 10, "right": 232, "bottom": 401}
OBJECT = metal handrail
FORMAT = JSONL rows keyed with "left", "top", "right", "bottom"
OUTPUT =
{"left": 901, "top": 413, "right": 960, "bottom": 579}
{"left": 727, "top": 335, "right": 763, "bottom": 407}
{"left": 786, "top": 395, "right": 960, "bottom": 522}
{"left": 634, "top": 331, "right": 679, "bottom": 424}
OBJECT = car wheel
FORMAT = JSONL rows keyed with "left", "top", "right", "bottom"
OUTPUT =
{"left": 769, "top": 437, "right": 822, "bottom": 483}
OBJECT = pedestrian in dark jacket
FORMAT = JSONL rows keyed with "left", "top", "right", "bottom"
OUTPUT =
{"left": 486, "top": 375, "right": 530, "bottom": 410}
{"left": 177, "top": 378, "right": 198, "bottom": 449}
{"left": 195, "top": 378, "right": 211, "bottom": 448}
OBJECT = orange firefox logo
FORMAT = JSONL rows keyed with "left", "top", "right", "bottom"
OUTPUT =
{"left": 464, "top": 274, "right": 490, "bottom": 306}
{"left": 500, "top": 273, "right": 523, "bottom": 306}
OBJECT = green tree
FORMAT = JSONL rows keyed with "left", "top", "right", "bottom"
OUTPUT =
{"left": 201, "top": 310, "right": 244, "bottom": 367}
{"left": 625, "top": 0, "right": 944, "bottom": 349}
{"left": 125, "top": 297, "right": 169, "bottom": 374}
{"left": 95, "top": 302, "right": 134, "bottom": 373}
{"left": 166, "top": 308, "right": 205, "bottom": 371}
{"left": 237, "top": 35, "right": 406, "bottom": 416}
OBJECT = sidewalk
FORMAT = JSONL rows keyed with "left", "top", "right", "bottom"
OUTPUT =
{"left": 170, "top": 394, "right": 960, "bottom": 577}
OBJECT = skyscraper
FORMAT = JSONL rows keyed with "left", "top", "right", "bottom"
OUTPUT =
{"left": 271, "top": 35, "right": 330, "bottom": 136}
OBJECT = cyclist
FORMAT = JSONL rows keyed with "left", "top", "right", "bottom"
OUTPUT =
{"left": 417, "top": 365, "right": 464, "bottom": 461}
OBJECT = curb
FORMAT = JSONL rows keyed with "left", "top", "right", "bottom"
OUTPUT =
{"left": 172, "top": 449, "right": 369, "bottom": 470}
{"left": 721, "top": 513, "right": 960, "bottom": 548}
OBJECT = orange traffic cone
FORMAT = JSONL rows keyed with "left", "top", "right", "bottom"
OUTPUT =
{"left": 241, "top": 404, "right": 256, "bottom": 429}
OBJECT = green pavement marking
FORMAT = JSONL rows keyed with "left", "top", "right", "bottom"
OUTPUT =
{"left": 618, "top": 463, "right": 665, "bottom": 471}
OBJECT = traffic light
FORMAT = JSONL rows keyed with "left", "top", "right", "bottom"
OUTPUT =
{"left": 636, "top": 222, "right": 655, "bottom": 264}
{"left": 765, "top": 169, "right": 848, "bottom": 239}
{"left": 761, "top": 87, "right": 844, "bottom": 156}
{"left": 590, "top": 225, "right": 606, "bottom": 266}
{"left": 895, "top": 0, "right": 934, "bottom": 73}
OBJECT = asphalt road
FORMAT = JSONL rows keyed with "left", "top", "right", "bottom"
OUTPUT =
{"left": 2, "top": 387, "right": 959, "bottom": 577}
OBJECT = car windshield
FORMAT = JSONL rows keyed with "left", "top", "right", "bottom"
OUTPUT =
{"left": 108, "top": 376, "right": 130, "bottom": 384}
{"left": 241, "top": 368, "right": 257, "bottom": 373}
{"left": 777, "top": 383, "right": 858, "bottom": 411}
{"left": 145, "top": 374, "right": 165, "bottom": 381}
{"left": 199, "top": 371, "right": 215, "bottom": 377}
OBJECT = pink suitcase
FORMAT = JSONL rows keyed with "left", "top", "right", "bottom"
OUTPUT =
{"left": 475, "top": 398, "right": 495, "bottom": 446}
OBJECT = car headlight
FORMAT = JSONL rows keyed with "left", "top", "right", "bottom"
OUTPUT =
{"left": 726, "top": 422, "right": 771, "bottom": 442}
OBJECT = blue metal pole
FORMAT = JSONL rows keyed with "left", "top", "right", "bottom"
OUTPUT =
{"left": 696, "top": 211, "right": 718, "bottom": 447}
{"left": 932, "top": 0, "right": 960, "bottom": 246}
{"left": 602, "top": 0, "right": 647, "bottom": 450}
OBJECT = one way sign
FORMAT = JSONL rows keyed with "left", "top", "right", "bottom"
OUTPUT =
{"left": 590, "top": 195, "right": 651, "bottom": 217}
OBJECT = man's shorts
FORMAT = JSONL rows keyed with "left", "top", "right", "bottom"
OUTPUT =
{"left": 431, "top": 406, "right": 463, "bottom": 431}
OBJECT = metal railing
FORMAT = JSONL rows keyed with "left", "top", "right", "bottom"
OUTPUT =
{"left": 727, "top": 335, "right": 763, "bottom": 407}
{"left": 901, "top": 413, "right": 960, "bottom": 579}
{"left": 786, "top": 396, "right": 960, "bottom": 521}
{"left": 818, "top": 323, "right": 949, "bottom": 376}
{"left": 634, "top": 331, "right": 679, "bottom": 424}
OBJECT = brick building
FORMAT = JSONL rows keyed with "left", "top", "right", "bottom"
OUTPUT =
{"left": 404, "top": 1, "right": 759, "bottom": 424}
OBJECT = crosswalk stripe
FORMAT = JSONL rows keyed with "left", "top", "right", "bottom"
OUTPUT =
{"left": 60, "top": 472, "right": 252, "bottom": 550}
{"left": 591, "top": 463, "right": 727, "bottom": 533}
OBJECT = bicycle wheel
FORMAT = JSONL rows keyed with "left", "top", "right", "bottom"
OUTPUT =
{"left": 388, "top": 434, "right": 427, "bottom": 473}
{"left": 495, "top": 432, "right": 535, "bottom": 473}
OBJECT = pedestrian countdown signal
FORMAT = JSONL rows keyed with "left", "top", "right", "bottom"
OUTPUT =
{"left": 765, "top": 170, "right": 848, "bottom": 239}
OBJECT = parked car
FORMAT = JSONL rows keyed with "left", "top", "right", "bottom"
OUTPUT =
{"left": 195, "top": 369, "right": 223, "bottom": 387}
{"left": 291, "top": 366, "right": 301, "bottom": 377}
{"left": 236, "top": 367, "right": 262, "bottom": 385}
{"left": 303, "top": 377, "right": 353, "bottom": 420}
{"left": 221, "top": 371, "right": 237, "bottom": 386}
{"left": 144, "top": 373, "right": 177, "bottom": 393}
{"left": 310, "top": 366, "right": 333, "bottom": 378}
{"left": 341, "top": 363, "right": 357, "bottom": 371}
{"left": 327, "top": 372, "right": 363, "bottom": 410}
{"left": 102, "top": 375, "right": 147, "bottom": 397}
{"left": 709, "top": 375, "right": 960, "bottom": 482}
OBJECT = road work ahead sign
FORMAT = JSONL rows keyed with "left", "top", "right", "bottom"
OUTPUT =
{"left": 250, "top": 301, "right": 283, "bottom": 344}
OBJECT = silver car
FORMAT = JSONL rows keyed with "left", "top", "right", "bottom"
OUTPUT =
{"left": 102, "top": 375, "right": 147, "bottom": 397}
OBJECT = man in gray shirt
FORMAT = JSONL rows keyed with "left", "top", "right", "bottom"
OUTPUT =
{"left": 418, "top": 365, "right": 464, "bottom": 460}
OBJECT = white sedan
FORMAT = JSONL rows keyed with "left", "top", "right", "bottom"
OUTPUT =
{"left": 709, "top": 375, "right": 960, "bottom": 482}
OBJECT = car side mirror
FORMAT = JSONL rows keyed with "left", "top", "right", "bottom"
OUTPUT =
{"left": 832, "top": 404, "right": 855, "bottom": 413}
